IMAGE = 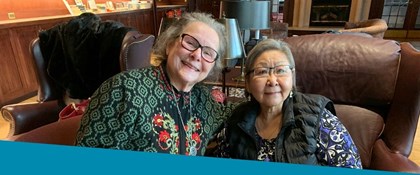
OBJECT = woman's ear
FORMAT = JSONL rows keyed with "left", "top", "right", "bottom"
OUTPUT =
{"left": 165, "top": 40, "right": 172, "bottom": 55}
{"left": 166, "top": 45, "right": 170, "bottom": 55}
{"left": 245, "top": 79, "right": 250, "bottom": 94}
{"left": 244, "top": 82, "right": 252, "bottom": 101}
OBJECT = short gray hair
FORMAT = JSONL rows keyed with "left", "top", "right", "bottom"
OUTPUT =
{"left": 151, "top": 12, "right": 226, "bottom": 80}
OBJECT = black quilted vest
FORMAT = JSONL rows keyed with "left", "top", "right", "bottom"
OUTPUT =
{"left": 225, "top": 92, "right": 335, "bottom": 164}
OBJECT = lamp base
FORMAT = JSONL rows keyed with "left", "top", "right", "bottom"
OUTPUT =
{"left": 232, "top": 72, "right": 245, "bottom": 82}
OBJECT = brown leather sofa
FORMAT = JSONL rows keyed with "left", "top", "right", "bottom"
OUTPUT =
{"left": 283, "top": 34, "right": 419, "bottom": 172}
{"left": 3, "top": 32, "right": 419, "bottom": 173}
{"left": 0, "top": 31, "right": 155, "bottom": 138}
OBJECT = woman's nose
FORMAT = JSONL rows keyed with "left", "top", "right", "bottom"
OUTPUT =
{"left": 266, "top": 74, "right": 279, "bottom": 86}
{"left": 190, "top": 48, "right": 202, "bottom": 61}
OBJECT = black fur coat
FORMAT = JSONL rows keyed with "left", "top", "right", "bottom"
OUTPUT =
{"left": 39, "top": 13, "right": 133, "bottom": 99}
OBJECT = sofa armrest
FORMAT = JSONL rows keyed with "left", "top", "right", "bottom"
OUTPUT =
{"left": 1, "top": 100, "right": 62, "bottom": 137}
{"left": 370, "top": 139, "right": 420, "bottom": 173}
{"left": 383, "top": 42, "right": 420, "bottom": 156}
{"left": 10, "top": 115, "right": 82, "bottom": 145}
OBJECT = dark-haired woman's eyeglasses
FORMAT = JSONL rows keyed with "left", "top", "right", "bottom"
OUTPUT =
{"left": 248, "top": 65, "right": 294, "bottom": 78}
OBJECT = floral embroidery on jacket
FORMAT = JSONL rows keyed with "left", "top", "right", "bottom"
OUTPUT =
{"left": 152, "top": 111, "right": 203, "bottom": 155}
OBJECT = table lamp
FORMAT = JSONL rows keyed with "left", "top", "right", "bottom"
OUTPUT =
{"left": 220, "top": 0, "right": 270, "bottom": 41}
{"left": 220, "top": 0, "right": 271, "bottom": 81}
{"left": 217, "top": 17, "right": 245, "bottom": 94}
{"left": 217, "top": 17, "right": 245, "bottom": 68}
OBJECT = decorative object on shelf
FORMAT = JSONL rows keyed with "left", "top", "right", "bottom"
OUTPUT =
{"left": 74, "top": 0, "right": 86, "bottom": 12}
{"left": 63, "top": 0, "right": 86, "bottom": 15}
{"left": 158, "top": 17, "right": 178, "bottom": 36}
{"left": 174, "top": 8, "right": 182, "bottom": 17}
{"left": 157, "top": 8, "right": 182, "bottom": 36}
{"left": 115, "top": 2, "right": 125, "bottom": 11}
{"left": 74, "top": 0, "right": 83, "bottom": 6}
{"left": 87, "top": 0, "right": 98, "bottom": 11}
{"left": 106, "top": 1, "right": 115, "bottom": 11}
{"left": 97, "top": 4, "right": 107, "bottom": 13}
{"left": 128, "top": 2, "right": 140, "bottom": 10}
{"left": 165, "top": 8, "right": 182, "bottom": 18}
{"left": 127, "top": 1, "right": 152, "bottom": 10}
{"left": 7, "top": 12, "right": 16, "bottom": 20}
{"left": 166, "top": 10, "right": 175, "bottom": 18}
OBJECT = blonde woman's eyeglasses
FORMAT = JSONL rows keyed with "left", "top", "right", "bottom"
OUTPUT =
{"left": 180, "top": 33, "right": 219, "bottom": 63}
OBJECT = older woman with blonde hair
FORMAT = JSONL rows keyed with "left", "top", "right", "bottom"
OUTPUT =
{"left": 76, "top": 12, "right": 234, "bottom": 156}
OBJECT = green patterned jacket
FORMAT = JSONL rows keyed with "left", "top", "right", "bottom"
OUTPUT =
{"left": 75, "top": 65, "right": 234, "bottom": 156}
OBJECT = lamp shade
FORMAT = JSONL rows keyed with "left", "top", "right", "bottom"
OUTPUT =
{"left": 220, "top": 1, "right": 271, "bottom": 30}
{"left": 217, "top": 18, "right": 245, "bottom": 68}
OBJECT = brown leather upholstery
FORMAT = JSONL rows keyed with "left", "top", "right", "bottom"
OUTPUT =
{"left": 30, "top": 38, "right": 60, "bottom": 102}
{"left": 283, "top": 34, "right": 420, "bottom": 172}
{"left": 119, "top": 33, "right": 155, "bottom": 70}
{"left": 10, "top": 115, "right": 82, "bottom": 145}
{"left": 1, "top": 30, "right": 155, "bottom": 137}
{"left": 334, "top": 105, "right": 384, "bottom": 167}
{"left": 341, "top": 19, "right": 388, "bottom": 39}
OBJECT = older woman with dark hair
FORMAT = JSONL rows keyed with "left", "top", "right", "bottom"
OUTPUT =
{"left": 210, "top": 39, "right": 362, "bottom": 168}
{"left": 76, "top": 12, "right": 234, "bottom": 156}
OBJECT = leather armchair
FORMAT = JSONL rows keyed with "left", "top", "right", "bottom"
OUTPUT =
{"left": 340, "top": 18, "right": 388, "bottom": 39}
{"left": 1, "top": 31, "right": 155, "bottom": 138}
{"left": 283, "top": 34, "right": 420, "bottom": 172}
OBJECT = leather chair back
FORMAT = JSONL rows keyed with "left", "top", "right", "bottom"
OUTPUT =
{"left": 30, "top": 38, "right": 61, "bottom": 103}
{"left": 119, "top": 32, "right": 155, "bottom": 70}
{"left": 284, "top": 34, "right": 400, "bottom": 113}
{"left": 283, "top": 34, "right": 420, "bottom": 172}
{"left": 342, "top": 19, "right": 388, "bottom": 39}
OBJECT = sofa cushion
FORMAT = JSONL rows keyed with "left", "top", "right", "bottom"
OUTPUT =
{"left": 11, "top": 115, "right": 82, "bottom": 145}
{"left": 283, "top": 34, "right": 401, "bottom": 107}
{"left": 334, "top": 104, "right": 384, "bottom": 168}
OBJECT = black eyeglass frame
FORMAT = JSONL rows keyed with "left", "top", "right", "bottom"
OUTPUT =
{"left": 180, "top": 33, "right": 219, "bottom": 63}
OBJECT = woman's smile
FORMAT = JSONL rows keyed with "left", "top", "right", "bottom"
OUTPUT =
{"left": 181, "top": 60, "right": 200, "bottom": 72}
